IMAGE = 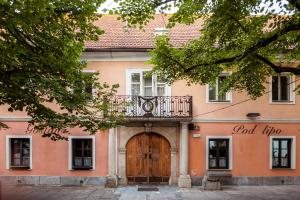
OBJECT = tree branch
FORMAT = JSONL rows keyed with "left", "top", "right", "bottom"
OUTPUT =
{"left": 160, "top": 51, "right": 186, "bottom": 68}
{"left": 287, "top": 0, "right": 300, "bottom": 11}
{"left": 153, "top": 0, "right": 177, "bottom": 7}
{"left": 184, "top": 21, "right": 300, "bottom": 74}
{"left": 255, "top": 54, "right": 300, "bottom": 75}
{"left": 227, "top": 14, "right": 248, "bottom": 33}
{"left": 243, "top": 23, "right": 300, "bottom": 58}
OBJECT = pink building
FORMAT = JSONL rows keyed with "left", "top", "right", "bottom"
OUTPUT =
{"left": 1, "top": 15, "right": 300, "bottom": 188}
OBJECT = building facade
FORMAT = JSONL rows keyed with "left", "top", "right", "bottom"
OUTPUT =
{"left": 0, "top": 15, "right": 300, "bottom": 187}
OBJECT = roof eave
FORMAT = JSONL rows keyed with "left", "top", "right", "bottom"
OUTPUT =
{"left": 84, "top": 47, "right": 153, "bottom": 52}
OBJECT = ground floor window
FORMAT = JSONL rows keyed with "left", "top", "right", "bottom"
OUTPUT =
{"left": 6, "top": 136, "right": 32, "bottom": 169}
{"left": 272, "top": 138, "right": 292, "bottom": 168}
{"left": 208, "top": 138, "right": 229, "bottom": 169}
{"left": 69, "top": 136, "right": 95, "bottom": 170}
{"left": 11, "top": 138, "right": 30, "bottom": 168}
{"left": 270, "top": 136, "right": 296, "bottom": 169}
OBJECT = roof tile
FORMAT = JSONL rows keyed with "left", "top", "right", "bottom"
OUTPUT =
{"left": 85, "top": 15, "right": 203, "bottom": 49}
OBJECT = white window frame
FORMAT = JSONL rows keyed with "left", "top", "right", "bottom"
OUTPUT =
{"left": 126, "top": 68, "right": 171, "bottom": 96}
{"left": 269, "top": 136, "right": 296, "bottom": 170}
{"left": 269, "top": 74, "right": 295, "bottom": 104}
{"left": 206, "top": 136, "right": 233, "bottom": 170}
{"left": 68, "top": 136, "right": 96, "bottom": 170}
{"left": 206, "top": 74, "right": 232, "bottom": 103}
{"left": 6, "top": 135, "right": 33, "bottom": 170}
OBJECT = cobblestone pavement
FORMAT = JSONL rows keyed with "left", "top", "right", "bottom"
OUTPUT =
{"left": 2, "top": 185, "right": 300, "bottom": 200}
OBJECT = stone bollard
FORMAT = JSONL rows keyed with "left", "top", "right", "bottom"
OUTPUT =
{"left": 202, "top": 175, "right": 221, "bottom": 190}
{"left": 202, "top": 170, "right": 232, "bottom": 190}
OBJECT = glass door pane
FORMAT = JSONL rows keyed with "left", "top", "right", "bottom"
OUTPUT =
{"left": 218, "top": 76, "right": 226, "bottom": 101}
{"left": 280, "top": 76, "right": 289, "bottom": 101}
{"left": 143, "top": 72, "right": 153, "bottom": 96}
{"left": 272, "top": 76, "right": 279, "bottom": 101}
{"left": 131, "top": 73, "right": 141, "bottom": 96}
{"left": 156, "top": 76, "right": 166, "bottom": 96}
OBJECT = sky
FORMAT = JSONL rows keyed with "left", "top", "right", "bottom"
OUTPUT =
{"left": 98, "top": 0, "right": 177, "bottom": 14}
{"left": 98, "top": 0, "right": 117, "bottom": 13}
{"left": 98, "top": 0, "right": 291, "bottom": 14}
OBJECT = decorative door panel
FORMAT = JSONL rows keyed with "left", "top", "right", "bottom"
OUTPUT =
{"left": 126, "top": 133, "right": 171, "bottom": 184}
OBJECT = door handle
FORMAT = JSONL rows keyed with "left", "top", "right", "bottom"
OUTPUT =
{"left": 149, "top": 154, "right": 152, "bottom": 159}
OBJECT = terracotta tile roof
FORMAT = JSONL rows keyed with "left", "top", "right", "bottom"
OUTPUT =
{"left": 85, "top": 15, "right": 203, "bottom": 50}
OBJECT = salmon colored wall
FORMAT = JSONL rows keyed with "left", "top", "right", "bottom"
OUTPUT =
{"left": 83, "top": 61, "right": 300, "bottom": 120}
{"left": 1, "top": 58, "right": 300, "bottom": 178}
{"left": 0, "top": 122, "right": 108, "bottom": 177}
{"left": 172, "top": 80, "right": 300, "bottom": 120}
{"left": 189, "top": 122, "right": 300, "bottom": 177}
{"left": 0, "top": 60, "right": 299, "bottom": 119}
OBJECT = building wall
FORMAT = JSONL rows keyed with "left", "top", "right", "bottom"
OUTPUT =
{"left": 189, "top": 122, "right": 300, "bottom": 177}
{"left": 1, "top": 56, "right": 300, "bottom": 120}
{"left": 0, "top": 122, "right": 108, "bottom": 177}
{"left": 1, "top": 52, "right": 300, "bottom": 186}
{"left": 2, "top": 121, "right": 299, "bottom": 185}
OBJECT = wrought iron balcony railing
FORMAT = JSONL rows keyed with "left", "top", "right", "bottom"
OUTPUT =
{"left": 111, "top": 95, "right": 192, "bottom": 120}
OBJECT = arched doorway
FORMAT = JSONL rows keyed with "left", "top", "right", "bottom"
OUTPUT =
{"left": 126, "top": 132, "right": 171, "bottom": 184}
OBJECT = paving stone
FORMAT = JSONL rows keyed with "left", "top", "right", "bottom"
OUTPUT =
{"left": 3, "top": 185, "right": 300, "bottom": 200}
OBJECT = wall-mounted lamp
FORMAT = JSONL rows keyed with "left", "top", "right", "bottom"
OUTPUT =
{"left": 246, "top": 113, "right": 261, "bottom": 119}
{"left": 188, "top": 123, "right": 200, "bottom": 131}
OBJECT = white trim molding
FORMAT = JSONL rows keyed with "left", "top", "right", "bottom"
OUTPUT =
{"left": 82, "top": 69, "right": 97, "bottom": 73}
{"left": 6, "top": 135, "right": 33, "bottom": 170}
{"left": 81, "top": 51, "right": 151, "bottom": 62}
{"left": 0, "top": 117, "right": 32, "bottom": 122}
{"left": 205, "top": 136, "right": 233, "bottom": 170}
{"left": 68, "top": 136, "right": 96, "bottom": 170}
{"left": 269, "top": 136, "right": 296, "bottom": 170}
{"left": 193, "top": 118, "right": 300, "bottom": 123}
{"left": 2, "top": 117, "right": 300, "bottom": 124}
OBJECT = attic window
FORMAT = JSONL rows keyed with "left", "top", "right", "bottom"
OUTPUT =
{"left": 154, "top": 28, "right": 169, "bottom": 36}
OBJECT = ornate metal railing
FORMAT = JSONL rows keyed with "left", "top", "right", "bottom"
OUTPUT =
{"left": 110, "top": 95, "right": 192, "bottom": 120}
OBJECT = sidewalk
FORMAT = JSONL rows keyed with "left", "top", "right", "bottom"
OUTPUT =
{"left": 2, "top": 185, "right": 300, "bottom": 200}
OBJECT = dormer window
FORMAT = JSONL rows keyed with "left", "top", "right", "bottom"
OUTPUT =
{"left": 154, "top": 27, "right": 169, "bottom": 36}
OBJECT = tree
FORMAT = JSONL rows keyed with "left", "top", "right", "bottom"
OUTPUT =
{"left": 0, "top": 0, "right": 123, "bottom": 140}
{"left": 115, "top": 0, "right": 300, "bottom": 98}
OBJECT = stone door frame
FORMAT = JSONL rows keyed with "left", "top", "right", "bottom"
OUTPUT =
{"left": 117, "top": 126, "right": 178, "bottom": 185}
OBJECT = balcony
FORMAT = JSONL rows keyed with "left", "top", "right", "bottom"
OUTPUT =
{"left": 111, "top": 95, "right": 193, "bottom": 122}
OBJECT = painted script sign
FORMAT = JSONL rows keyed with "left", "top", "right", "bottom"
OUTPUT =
{"left": 26, "top": 124, "right": 63, "bottom": 136}
{"left": 232, "top": 124, "right": 282, "bottom": 136}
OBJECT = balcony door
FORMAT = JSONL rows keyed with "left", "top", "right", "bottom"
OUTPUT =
{"left": 126, "top": 69, "right": 170, "bottom": 96}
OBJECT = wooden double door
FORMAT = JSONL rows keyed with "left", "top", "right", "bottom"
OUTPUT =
{"left": 126, "top": 132, "right": 171, "bottom": 184}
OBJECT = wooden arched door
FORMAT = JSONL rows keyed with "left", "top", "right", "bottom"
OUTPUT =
{"left": 126, "top": 132, "right": 171, "bottom": 184}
